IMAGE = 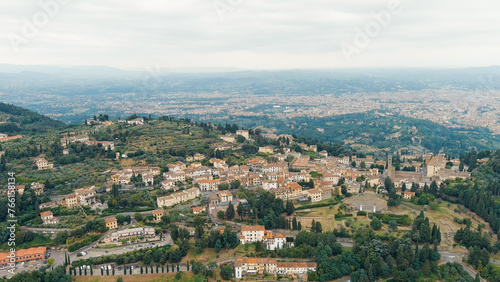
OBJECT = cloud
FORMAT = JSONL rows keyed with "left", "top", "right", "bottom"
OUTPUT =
{"left": 0, "top": 0, "right": 499, "bottom": 69}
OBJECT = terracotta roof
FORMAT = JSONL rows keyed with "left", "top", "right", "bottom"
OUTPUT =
{"left": 0, "top": 247, "right": 46, "bottom": 261}
{"left": 152, "top": 209, "right": 164, "bottom": 215}
{"left": 241, "top": 225, "right": 265, "bottom": 232}
{"left": 40, "top": 211, "right": 53, "bottom": 217}
{"left": 288, "top": 182, "right": 302, "bottom": 190}
{"left": 104, "top": 217, "right": 117, "bottom": 224}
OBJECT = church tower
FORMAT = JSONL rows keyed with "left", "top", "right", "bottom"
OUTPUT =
{"left": 387, "top": 155, "right": 394, "bottom": 179}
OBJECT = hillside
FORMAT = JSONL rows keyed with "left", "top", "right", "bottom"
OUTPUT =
{"left": 0, "top": 102, "right": 66, "bottom": 134}
{"left": 206, "top": 111, "right": 500, "bottom": 156}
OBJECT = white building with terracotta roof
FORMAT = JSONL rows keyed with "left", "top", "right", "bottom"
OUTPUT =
{"left": 239, "top": 225, "right": 266, "bottom": 244}
{"left": 40, "top": 211, "right": 59, "bottom": 225}
{"left": 234, "top": 257, "right": 316, "bottom": 279}
{"left": 198, "top": 179, "right": 220, "bottom": 191}
{"left": 263, "top": 230, "right": 287, "bottom": 250}
{"left": 218, "top": 190, "right": 233, "bottom": 203}
{"left": 33, "top": 157, "right": 53, "bottom": 170}
{"left": 74, "top": 186, "right": 97, "bottom": 206}
{"left": 157, "top": 188, "right": 200, "bottom": 208}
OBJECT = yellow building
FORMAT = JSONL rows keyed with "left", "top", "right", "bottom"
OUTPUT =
{"left": 105, "top": 217, "right": 118, "bottom": 229}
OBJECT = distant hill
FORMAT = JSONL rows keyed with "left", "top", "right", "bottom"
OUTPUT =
{"left": 0, "top": 102, "right": 66, "bottom": 134}
{"left": 207, "top": 111, "right": 500, "bottom": 156}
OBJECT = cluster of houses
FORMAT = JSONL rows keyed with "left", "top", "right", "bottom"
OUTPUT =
{"left": 386, "top": 155, "right": 471, "bottom": 189}
{"left": 60, "top": 134, "right": 115, "bottom": 151}
{"left": 239, "top": 225, "right": 289, "bottom": 251}
{"left": 39, "top": 186, "right": 98, "bottom": 211}
{"left": 111, "top": 166, "right": 161, "bottom": 186}
{"left": 15, "top": 182, "right": 44, "bottom": 196}
{"left": 235, "top": 257, "right": 316, "bottom": 279}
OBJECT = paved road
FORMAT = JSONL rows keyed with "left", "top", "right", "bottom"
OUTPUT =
{"left": 69, "top": 229, "right": 116, "bottom": 256}
{"left": 207, "top": 207, "right": 241, "bottom": 231}
{"left": 440, "top": 252, "right": 485, "bottom": 282}
{"left": 70, "top": 234, "right": 173, "bottom": 263}
{"left": 20, "top": 227, "right": 74, "bottom": 233}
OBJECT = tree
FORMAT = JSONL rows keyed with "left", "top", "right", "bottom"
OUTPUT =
{"left": 237, "top": 203, "right": 244, "bottom": 218}
{"left": 315, "top": 221, "right": 323, "bottom": 233}
{"left": 286, "top": 200, "right": 295, "bottom": 215}
{"left": 298, "top": 221, "right": 302, "bottom": 231}
{"left": 255, "top": 240, "right": 264, "bottom": 252}
{"left": 134, "top": 212, "right": 143, "bottom": 222}
{"left": 220, "top": 265, "right": 234, "bottom": 280}
{"left": 341, "top": 184, "right": 348, "bottom": 195}
{"left": 230, "top": 180, "right": 241, "bottom": 189}
{"left": 308, "top": 270, "right": 319, "bottom": 281}
{"left": 175, "top": 272, "right": 182, "bottom": 280}
{"left": 217, "top": 210, "right": 225, "bottom": 219}
{"left": 370, "top": 217, "right": 382, "bottom": 230}
{"left": 215, "top": 239, "right": 222, "bottom": 253}
{"left": 47, "top": 258, "right": 55, "bottom": 266}
{"left": 225, "top": 202, "right": 235, "bottom": 220}
{"left": 311, "top": 220, "right": 316, "bottom": 232}
{"left": 218, "top": 183, "right": 230, "bottom": 191}
{"left": 292, "top": 217, "right": 298, "bottom": 230}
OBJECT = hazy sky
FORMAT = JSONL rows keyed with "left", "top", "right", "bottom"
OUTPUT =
{"left": 1, "top": 0, "right": 499, "bottom": 70}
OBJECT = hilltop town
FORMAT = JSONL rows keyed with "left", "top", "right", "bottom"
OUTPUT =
{"left": 0, "top": 110, "right": 499, "bottom": 282}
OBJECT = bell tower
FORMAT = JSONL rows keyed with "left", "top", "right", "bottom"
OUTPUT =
{"left": 387, "top": 155, "right": 394, "bottom": 179}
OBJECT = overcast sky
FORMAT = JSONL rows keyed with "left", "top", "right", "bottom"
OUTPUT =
{"left": 1, "top": 0, "right": 499, "bottom": 70}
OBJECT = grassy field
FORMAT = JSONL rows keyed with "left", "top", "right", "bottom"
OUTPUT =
{"left": 395, "top": 200, "right": 496, "bottom": 247}
{"left": 182, "top": 244, "right": 249, "bottom": 264}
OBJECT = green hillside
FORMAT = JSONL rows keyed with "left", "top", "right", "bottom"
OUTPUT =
{"left": 0, "top": 102, "right": 66, "bottom": 134}
{"left": 201, "top": 111, "right": 500, "bottom": 156}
